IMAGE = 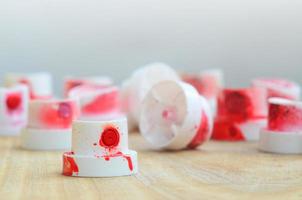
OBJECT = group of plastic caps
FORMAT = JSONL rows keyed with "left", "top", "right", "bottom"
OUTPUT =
{"left": 123, "top": 63, "right": 302, "bottom": 154}
{"left": 1, "top": 72, "right": 137, "bottom": 177}
{"left": 0, "top": 63, "right": 302, "bottom": 177}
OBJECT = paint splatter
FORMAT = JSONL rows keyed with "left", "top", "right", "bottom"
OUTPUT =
{"left": 97, "top": 126, "right": 133, "bottom": 171}
{"left": 62, "top": 152, "right": 79, "bottom": 176}
{"left": 268, "top": 103, "right": 302, "bottom": 132}
{"left": 103, "top": 151, "right": 133, "bottom": 171}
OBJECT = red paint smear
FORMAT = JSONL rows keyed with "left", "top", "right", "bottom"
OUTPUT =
{"left": 268, "top": 103, "right": 302, "bottom": 132}
{"left": 62, "top": 152, "right": 79, "bottom": 176}
{"left": 40, "top": 102, "right": 77, "bottom": 128}
{"left": 182, "top": 74, "right": 220, "bottom": 98}
{"left": 213, "top": 88, "right": 267, "bottom": 141}
{"left": 187, "top": 110, "right": 210, "bottom": 149}
{"left": 64, "top": 80, "right": 84, "bottom": 96}
{"left": 217, "top": 89, "right": 267, "bottom": 121}
{"left": 218, "top": 90, "right": 254, "bottom": 123}
{"left": 211, "top": 119, "right": 245, "bottom": 141}
{"left": 82, "top": 89, "right": 119, "bottom": 114}
{"left": 99, "top": 126, "right": 120, "bottom": 148}
{"left": 6, "top": 92, "right": 22, "bottom": 113}
{"left": 103, "top": 151, "right": 133, "bottom": 171}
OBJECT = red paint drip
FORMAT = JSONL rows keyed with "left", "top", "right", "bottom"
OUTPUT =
{"left": 98, "top": 126, "right": 133, "bottom": 171}
{"left": 268, "top": 103, "right": 302, "bottom": 132}
{"left": 19, "top": 79, "right": 35, "bottom": 99}
{"left": 123, "top": 155, "right": 133, "bottom": 171}
{"left": 6, "top": 92, "right": 22, "bottom": 112}
{"left": 187, "top": 110, "right": 210, "bottom": 149}
{"left": 63, "top": 152, "right": 79, "bottom": 176}
{"left": 102, "top": 151, "right": 133, "bottom": 171}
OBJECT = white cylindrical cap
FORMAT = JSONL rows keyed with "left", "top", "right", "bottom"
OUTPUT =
{"left": 268, "top": 97, "right": 302, "bottom": 132}
{"left": 139, "top": 80, "right": 213, "bottom": 150}
{"left": 0, "top": 85, "right": 29, "bottom": 135}
{"left": 28, "top": 99, "right": 79, "bottom": 129}
{"left": 62, "top": 150, "right": 138, "bottom": 177}
{"left": 63, "top": 117, "right": 138, "bottom": 177}
{"left": 4, "top": 72, "right": 53, "bottom": 99}
{"left": 259, "top": 129, "right": 302, "bottom": 154}
{"left": 71, "top": 117, "right": 129, "bottom": 156}
{"left": 21, "top": 128, "right": 72, "bottom": 150}
{"left": 237, "top": 119, "right": 267, "bottom": 141}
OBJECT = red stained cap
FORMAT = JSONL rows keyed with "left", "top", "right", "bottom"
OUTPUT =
{"left": 100, "top": 127, "right": 120, "bottom": 148}
{"left": 218, "top": 89, "right": 253, "bottom": 123}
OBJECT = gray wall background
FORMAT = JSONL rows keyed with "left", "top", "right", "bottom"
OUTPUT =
{"left": 0, "top": 0, "right": 301, "bottom": 95}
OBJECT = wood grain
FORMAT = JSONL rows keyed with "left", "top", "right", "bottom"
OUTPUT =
{"left": 0, "top": 133, "right": 302, "bottom": 200}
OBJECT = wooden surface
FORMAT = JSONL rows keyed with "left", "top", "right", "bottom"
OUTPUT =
{"left": 0, "top": 133, "right": 302, "bottom": 200}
